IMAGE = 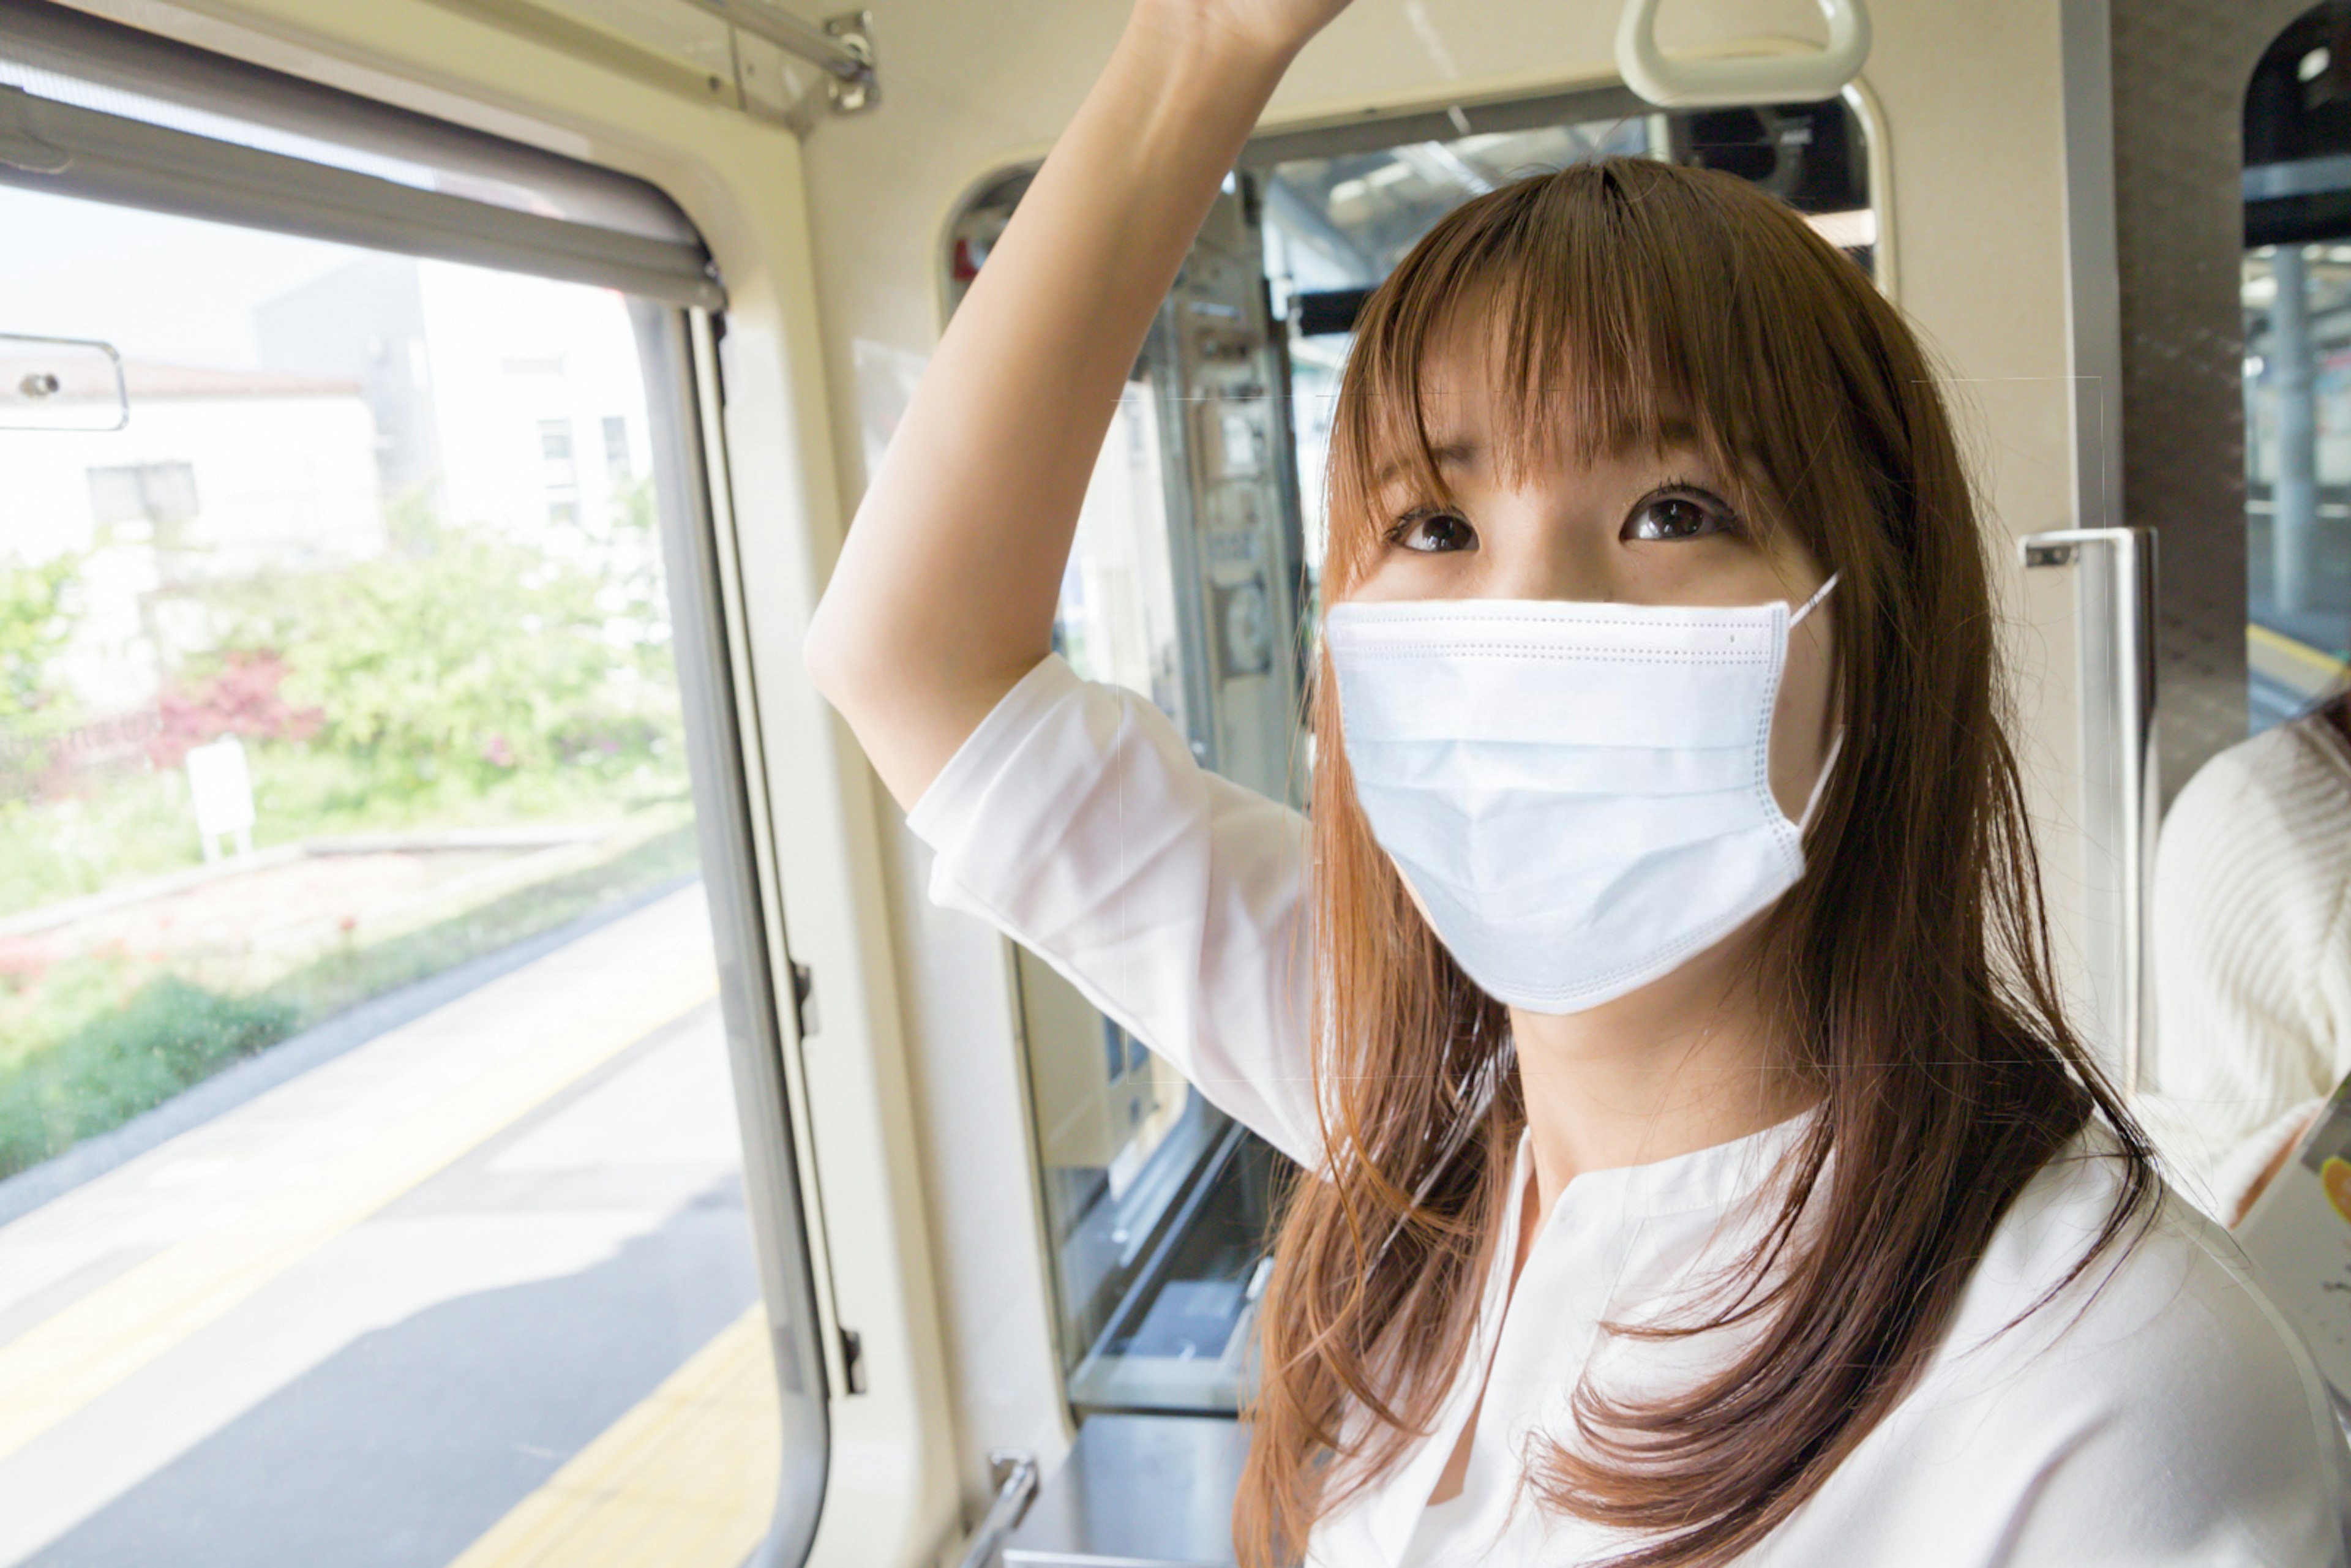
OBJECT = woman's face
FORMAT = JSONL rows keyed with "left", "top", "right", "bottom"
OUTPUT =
{"left": 1343, "top": 329, "right": 1839, "bottom": 825}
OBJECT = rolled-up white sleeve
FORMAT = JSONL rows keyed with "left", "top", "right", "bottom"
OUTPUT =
{"left": 904, "top": 654, "right": 1318, "bottom": 1166}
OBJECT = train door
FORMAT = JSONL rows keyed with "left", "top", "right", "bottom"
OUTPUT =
{"left": 2103, "top": 0, "right": 2351, "bottom": 1201}
{"left": 2240, "top": 10, "right": 2351, "bottom": 733}
{"left": 0, "top": 7, "right": 830, "bottom": 1564}
{"left": 943, "top": 169, "right": 1307, "bottom": 1428}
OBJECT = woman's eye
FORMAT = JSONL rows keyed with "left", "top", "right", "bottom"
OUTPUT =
{"left": 1624, "top": 492, "right": 1736, "bottom": 542}
{"left": 1389, "top": 510, "right": 1477, "bottom": 553}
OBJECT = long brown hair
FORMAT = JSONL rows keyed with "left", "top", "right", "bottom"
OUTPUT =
{"left": 1235, "top": 157, "right": 2155, "bottom": 1566}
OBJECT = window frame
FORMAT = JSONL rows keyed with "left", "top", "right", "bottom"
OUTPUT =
{"left": 0, "top": 14, "right": 833, "bottom": 1558}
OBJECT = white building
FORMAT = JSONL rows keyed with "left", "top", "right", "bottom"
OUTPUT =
{"left": 0, "top": 254, "right": 657, "bottom": 726}
{"left": 415, "top": 262, "right": 651, "bottom": 541}
{"left": 0, "top": 360, "right": 383, "bottom": 710}
{"left": 255, "top": 257, "right": 651, "bottom": 546}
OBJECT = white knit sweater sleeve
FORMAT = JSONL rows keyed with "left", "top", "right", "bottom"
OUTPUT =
{"left": 2150, "top": 715, "right": 2351, "bottom": 1220}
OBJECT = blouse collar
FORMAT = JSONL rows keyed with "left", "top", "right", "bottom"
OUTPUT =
{"left": 1511, "top": 1102, "right": 1821, "bottom": 1226}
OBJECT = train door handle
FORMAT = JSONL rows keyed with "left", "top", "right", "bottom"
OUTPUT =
{"left": 1615, "top": 0, "right": 1872, "bottom": 108}
{"left": 951, "top": 1451, "right": 1039, "bottom": 1568}
{"left": 2021, "top": 527, "right": 2159, "bottom": 1096}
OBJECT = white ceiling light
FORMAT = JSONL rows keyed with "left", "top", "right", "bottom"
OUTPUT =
{"left": 1804, "top": 208, "right": 1877, "bottom": 250}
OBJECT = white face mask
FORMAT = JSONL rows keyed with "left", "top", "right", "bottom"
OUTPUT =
{"left": 1324, "top": 577, "right": 1839, "bottom": 1015}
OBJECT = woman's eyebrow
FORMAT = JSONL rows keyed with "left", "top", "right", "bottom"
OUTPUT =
{"left": 1612, "top": 422, "right": 1709, "bottom": 467}
{"left": 1371, "top": 440, "right": 1480, "bottom": 490}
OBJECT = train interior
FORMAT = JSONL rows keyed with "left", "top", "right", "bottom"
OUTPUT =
{"left": 0, "top": 0, "right": 2341, "bottom": 1564}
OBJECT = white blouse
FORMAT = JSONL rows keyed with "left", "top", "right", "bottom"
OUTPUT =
{"left": 905, "top": 654, "right": 2351, "bottom": 1567}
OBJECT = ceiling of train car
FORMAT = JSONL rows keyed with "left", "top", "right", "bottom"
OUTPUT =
{"left": 428, "top": 0, "right": 829, "bottom": 122}
{"left": 1264, "top": 120, "right": 1655, "bottom": 287}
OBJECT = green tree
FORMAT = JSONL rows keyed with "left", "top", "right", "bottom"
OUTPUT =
{"left": 218, "top": 512, "right": 682, "bottom": 798}
{"left": 0, "top": 556, "right": 79, "bottom": 719}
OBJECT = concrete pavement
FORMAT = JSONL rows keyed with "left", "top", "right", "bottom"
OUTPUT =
{"left": 0, "top": 887, "right": 783, "bottom": 1566}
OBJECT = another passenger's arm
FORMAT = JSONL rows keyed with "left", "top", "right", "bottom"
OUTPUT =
{"left": 804, "top": 0, "right": 1349, "bottom": 808}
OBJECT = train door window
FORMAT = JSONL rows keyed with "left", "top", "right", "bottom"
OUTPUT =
{"left": 0, "top": 14, "right": 823, "bottom": 1566}
{"left": 1258, "top": 94, "right": 1873, "bottom": 601}
{"left": 2245, "top": 6, "right": 2351, "bottom": 728}
{"left": 943, "top": 88, "right": 1872, "bottom": 1422}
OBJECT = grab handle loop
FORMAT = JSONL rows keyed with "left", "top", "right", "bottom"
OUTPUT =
{"left": 1614, "top": 0, "right": 1872, "bottom": 107}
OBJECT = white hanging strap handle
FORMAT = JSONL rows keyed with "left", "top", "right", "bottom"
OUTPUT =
{"left": 1615, "top": 0, "right": 1872, "bottom": 108}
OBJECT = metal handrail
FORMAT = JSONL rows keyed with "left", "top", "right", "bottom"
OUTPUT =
{"left": 675, "top": 1, "right": 878, "bottom": 110}
{"left": 954, "top": 1450, "right": 1041, "bottom": 1568}
{"left": 2022, "top": 527, "right": 2159, "bottom": 1095}
{"left": 1615, "top": 0, "right": 1872, "bottom": 107}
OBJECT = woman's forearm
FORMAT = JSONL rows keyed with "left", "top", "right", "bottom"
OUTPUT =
{"left": 806, "top": 12, "right": 1301, "bottom": 807}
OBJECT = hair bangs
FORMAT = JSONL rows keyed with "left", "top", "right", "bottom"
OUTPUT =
{"left": 1327, "top": 159, "right": 1870, "bottom": 593}
{"left": 1335, "top": 161, "right": 1805, "bottom": 587}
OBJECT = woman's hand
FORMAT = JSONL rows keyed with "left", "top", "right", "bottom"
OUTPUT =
{"left": 1130, "top": 0, "right": 1358, "bottom": 65}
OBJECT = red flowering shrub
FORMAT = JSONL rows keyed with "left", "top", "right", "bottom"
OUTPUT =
{"left": 147, "top": 651, "right": 323, "bottom": 770}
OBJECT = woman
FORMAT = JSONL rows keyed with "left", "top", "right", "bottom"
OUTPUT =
{"left": 2151, "top": 694, "right": 2351, "bottom": 1225}
{"left": 806, "top": 1, "right": 2351, "bottom": 1562}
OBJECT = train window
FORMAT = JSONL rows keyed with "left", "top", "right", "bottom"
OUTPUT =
{"left": 0, "top": 18, "right": 823, "bottom": 1566}
{"left": 2244, "top": 6, "right": 2351, "bottom": 728}
{"left": 0, "top": 2, "right": 714, "bottom": 301}
{"left": 944, "top": 88, "right": 1872, "bottom": 1422}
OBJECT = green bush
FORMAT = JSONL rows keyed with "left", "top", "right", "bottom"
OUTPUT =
{"left": 209, "top": 491, "right": 683, "bottom": 800}
{"left": 0, "top": 977, "right": 298, "bottom": 1179}
{"left": 0, "top": 482, "right": 699, "bottom": 1180}
{"left": 0, "top": 553, "right": 80, "bottom": 721}
{"left": 0, "top": 819, "right": 698, "bottom": 1180}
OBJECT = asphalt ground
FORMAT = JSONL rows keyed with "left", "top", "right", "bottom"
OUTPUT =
{"left": 0, "top": 890, "right": 779, "bottom": 1566}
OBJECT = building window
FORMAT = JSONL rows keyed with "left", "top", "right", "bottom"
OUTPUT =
{"left": 87, "top": 461, "right": 199, "bottom": 526}
{"left": 602, "top": 416, "right": 631, "bottom": 483}
{"left": 538, "top": 419, "right": 576, "bottom": 490}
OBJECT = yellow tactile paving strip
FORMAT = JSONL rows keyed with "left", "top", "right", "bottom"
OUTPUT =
{"left": 0, "top": 959, "right": 718, "bottom": 1466}
{"left": 445, "top": 1304, "right": 781, "bottom": 1568}
{"left": 2251, "top": 621, "right": 2347, "bottom": 701}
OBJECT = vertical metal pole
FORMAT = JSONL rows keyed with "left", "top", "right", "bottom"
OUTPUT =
{"left": 2273, "top": 244, "right": 2318, "bottom": 618}
{"left": 2113, "top": 528, "right": 2158, "bottom": 1095}
{"left": 2022, "top": 527, "right": 2160, "bottom": 1095}
{"left": 2058, "top": 0, "right": 2122, "bottom": 541}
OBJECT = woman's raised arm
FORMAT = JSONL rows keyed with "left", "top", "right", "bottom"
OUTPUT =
{"left": 803, "top": 0, "right": 1350, "bottom": 808}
